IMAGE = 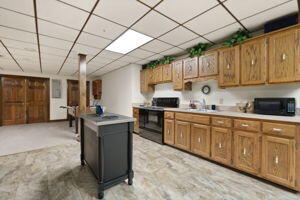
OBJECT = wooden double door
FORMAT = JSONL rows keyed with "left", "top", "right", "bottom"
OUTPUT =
{"left": 1, "top": 76, "right": 49, "bottom": 125}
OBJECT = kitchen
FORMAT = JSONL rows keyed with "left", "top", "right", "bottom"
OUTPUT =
{"left": 0, "top": 0, "right": 300, "bottom": 199}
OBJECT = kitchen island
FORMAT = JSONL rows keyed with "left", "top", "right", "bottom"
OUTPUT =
{"left": 80, "top": 113, "right": 135, "bottom": 199}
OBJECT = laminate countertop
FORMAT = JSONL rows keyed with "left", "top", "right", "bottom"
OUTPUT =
{"left": 80, "top": 113, "right": 135, "bottom": 126}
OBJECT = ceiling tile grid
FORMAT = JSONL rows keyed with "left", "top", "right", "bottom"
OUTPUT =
{"left": 178, "top": 37, "right": 210, "bottom": 49}
{"left": 127, "top": 48, "right": 155, "bottom": 59}
{"left": 39, "top": 35, "right": 73, "bottom": 50}
{"left": 137, "top": 0, "right": 162, "bottom": 8}
{"left": 158, "top": 26, "right": 199, "bottom": 46}
{"left": 59, "top": 0, "right": 97, "bottom": 12}
{"left": 0, "top": 0, "right": 34, "bottom": 16}
{"left": 140, "top": 39, "right": 173, "bottom": 53}
{"left": 204, "top": 22, "right": 242, "bottom": 43}
{"left": 160, "top": 47, "right": 185, "bottom": 57}
{"left": 77, "top": 32, "right": 112, "bottom": 49}
{"left": 0, "top": 26, "right": 37, "bottom": 43}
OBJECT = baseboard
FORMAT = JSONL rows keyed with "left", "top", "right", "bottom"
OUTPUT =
{"left": 49, "top": 119, "right": 68, "bottom": 122}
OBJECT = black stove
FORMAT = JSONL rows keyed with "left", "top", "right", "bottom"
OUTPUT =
{"left": 139, "top": 98, "right": 179, "bottom": 144}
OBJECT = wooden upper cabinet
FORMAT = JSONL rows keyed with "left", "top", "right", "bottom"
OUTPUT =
{"left": 175, "top": 120, "right": 191, "bottom": 151}
{"left": 240, "top": 38, "right": 267, "bottom": 85}
{"left": 234, "top": 131, "right": 260, "bottom": 174}
{"left": 199, "top": 51, "right": 218, "bottom": 77}
{"left": 164, "top": 119, "right": 175, "bottom": 145}
{"left": 162, "top": 64, "right": 172, "bottom": 82}
{"left": 269, "top": 29, "right": 298, "bottom": 83}
{"left": 140, "top": 69, "right": 154, "bottom": 94}
{"left": 92, "top": 79, "right": 102, "bottom": 99}
{"left": 154, "top": 65, "right": 163, "bottom": 83}
{"left": 261, "top": 135, "right": 295, "bottom": 187}
{"left": 191, "top": 124, "right": 211, "bottom": 158}
{"left": 296, "top": 28, "right": 300, "bottom": 80}
{"left": 219, "top": 46, "right": 240, "bottom": 87}
{"left": 183, "top": 57, "right": 198, "bottom": 79}
{"left": 172, "top": 60, "right": 184, "bottom": 90}
{"left": 211, "top": 127, "right": 232, "bottom": 165}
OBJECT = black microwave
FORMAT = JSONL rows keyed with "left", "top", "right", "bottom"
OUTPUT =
{"left": 254, "top": 98, "right": 296, "bottom": 116}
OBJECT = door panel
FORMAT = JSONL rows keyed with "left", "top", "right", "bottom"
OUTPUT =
{"left": 183, "top": 57, "right": 198, "bottom": 79}
{"left": 191, "top": 124, "right": 210, "bottom": 158}
{"left": 164, "top": 119, "right": 175, "bottom": 145}
{"left": 199, "top": 51, "right": 218, "bottom": 77}
{"left": 162, "top": 64, "right": 172, "bottom": 82}
{"left": 172, "top": 60, "right": 183, "bottom": 90}
{"left": 211, "top": 127, "right": 232, "bottom": 165}
{"left": 175, "top": 120, "right": 190, "bottom": 151}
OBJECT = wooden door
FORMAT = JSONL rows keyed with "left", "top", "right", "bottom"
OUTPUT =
{"left": 164, "top": 119, "right": 175, "bottom": 145}
{"left": 175, "top": 120, "right": 190, "bottom": 151}
{"left": 240, "top": 38, "right": 267, "bottom": 85}
{"left": 183, "top": 57, "right": 198, "bottom": 79}
{"left": 92, "top": 79, "right": 102, "bottom": 99}
{"left": 261, "top": 135, "right": 295, "bottom": 187}
{"left": 211, "top": 127, "right": 232, "bottom": 165}
{"left": 219, "top": 46, "right": 240, "bottom": 87}
{"left": 191, "top": 124, "right": 211, "bottom": 158}
{"left": 199, "top": 51, "right": 218, "bottom": 77}
{"left": 133, "top": 108, "right": 139, "bottom": 134}
{"left": 1, "top": 77, "right": 26, "bottom": 125}
{"left": 173, "top": 60, "right": 183, "bottom": 90}
{"left": 162, "top": 64, "right": 172, "bottom": 82}
{"left": 67, "top": 80, "right": 90, "bottom": 106}
{"left": 154, "top": 65, "right": 163, "bottom": 83}
{"left": 26, "top": 78, "right": 49, "bottom": 123}
{"left": 234, "top": 131, "right": 260, "bottom": 174}
{"left": 269, "top": 29, "right": 297, "bottom": 83}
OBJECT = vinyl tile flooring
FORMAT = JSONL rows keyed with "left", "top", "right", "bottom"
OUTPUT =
{"left": 1, "top": 134, "right": 300, "bottom": 200}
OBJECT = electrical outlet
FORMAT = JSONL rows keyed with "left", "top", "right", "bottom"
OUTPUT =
{"left": 219, "top": 98, "right": 224, "bottom": 105}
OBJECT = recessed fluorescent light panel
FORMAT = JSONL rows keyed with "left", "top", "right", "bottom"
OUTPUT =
{"left": 105, "top": 29, "right": 153, "bottom": 54}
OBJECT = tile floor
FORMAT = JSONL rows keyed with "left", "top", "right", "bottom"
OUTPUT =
{"left": 0, "top": 135, "right": 299, "bottom": 200}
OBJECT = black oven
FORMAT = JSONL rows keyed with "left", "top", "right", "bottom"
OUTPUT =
{"left": 254, "top": 98, "right": 296, "bottom": 116}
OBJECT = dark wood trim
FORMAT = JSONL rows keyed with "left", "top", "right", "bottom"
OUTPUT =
{"left": 0, "top": 40, "right": 24, "bottom": 71}
{"left": 49, "top": 119, "right": 68, "bottom": 122}
{"left": 298, "top": 0, "right": 300, "bottom": 22}
{"left": 33, "top": 0, "right": 43, "bottom": 73}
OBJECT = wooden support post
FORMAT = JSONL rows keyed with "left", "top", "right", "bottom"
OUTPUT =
{"left": 78, "top": 54, "right": 87, "bottom": 139}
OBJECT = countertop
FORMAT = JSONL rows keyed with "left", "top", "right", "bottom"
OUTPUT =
{"left": 133, "top": 106, "right": 300, "bottom": 123}
{"left": 80, "top": 113, "right": 136, "bottom": 126}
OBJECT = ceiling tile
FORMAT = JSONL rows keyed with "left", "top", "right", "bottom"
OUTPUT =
{"left": 94, "top": 0, "right": 150, "bottom": 27}
{"left": 89, "top": 56, "right": 114, "bottom": 65}
{"left": 158, "top": 26, "right": 198, "bottom": 46}
{"left": 40, "top": 46, "right": 69, "bottom": 57}
{"left": 77, "top": 32, "right": 112, "bottom": 49}
{"left": 0, "top": 58, "right": 20, "bottom": 71}
{"left": 118, "top": 55, "right": 141, "bottom": 63}
{"left": 9, "top": 48, "right": 39, "bottom": 59}
{"left": 38, "top": 20, "right": 79, "bottom": 41}
{"left": 135, "top": 59, "right": 149, "bottom": 65}
{"left": 109, "top": 60, "right": 129, "bottom": 67}
{"left": 59, "top": 0, "right": 97, "bottom": 12}
{"left": 87, "top": 64, "right": 101, "bottom": 74}
{"left": 138, "top": 0, "right": 161, "bottom": 7}
{"left": 178, "top": 37, "right": 210, "bottom": 49}
{"left": 72, "top": 43, "right": 101, "bottom": 56}
{"left": 0, "top": 26, "right": 37, "bottom": 43}
{"left": 240, "top": 1, "right": 298, "bottom": 31}
{"left": 37, "top": 0, "right": 89, "bottom": 30}
{"left": 204, "top": 23, "right": 242, "bottom": 43}
{"left": 156, "top": 0, "right": 219, "bottom": 23}
{"left": 184, "top": 5, "right": 235, "bottom": 35}
{"left": 39, "top": 35, "right": 73, "bottom": 50}
{"left": 0, "top": 8, "right": 35, "bottom": 32}
{"left": 140, "top": 39, "right": 173, "bottom": 53}
{"left": 127, "top": 48, "right": 155, "bottom": 59}
{"left": 96, "top": 50, "right": 123, "bottom": 60}
{"left": 1, "top": 39, "right": 38, "bottom": 52}
{"left": 0, "top": 0, "right": 34, "bottom": 16}
{"left": 132, "top": 11, "right": 178, "bottom": 38}
{"left": 146, "top": 54, "right": 164, "bottom": 61}
{"left": 161, "top": 47, "right": 185, "bottom": 56}
{"left": 84, "top": 15, "right": 127, "bottom": 40}
{"left": 224, "top": 0, "right": 293, "bottom": 20}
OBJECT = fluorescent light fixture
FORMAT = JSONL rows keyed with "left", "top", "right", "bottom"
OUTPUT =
{"left": 105, "top": 29, "right": 153, "bottom": 54}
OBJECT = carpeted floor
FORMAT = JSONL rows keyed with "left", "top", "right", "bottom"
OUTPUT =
{"left": 0, "top": 122, "right": 77, "bottom": 156}
{"left": 0, "top": 135, "right": 299, "bottom": 200}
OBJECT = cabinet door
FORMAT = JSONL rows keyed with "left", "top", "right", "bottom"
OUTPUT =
{"left": 219, "top": 46, "right": 240, "bottom": 87}
{"left": 296, "top": 28, "right": 300, "bottom": 80}
{"left": 234, "top": 131, "right": 260, "bottom": 174}
{"left": 175, "top": 121, "right": 191, "bottom": 151}
{"left": 211, "top": 127, "right": 232, "bottom": 165}
{"left": 183, "top": 57, "right": 198, "bottom": 79}
{"left": 240, "top": 38, "right": 267, "bottom": 85}
{"left": 262, "top": 136, "right": 295, "bottom": 187}
{"left": 140, "top": 70, "right": 154, "bottom": 94}
{"left": 162, "top": 64, "right": 172, "bottom": 82}
{"left": 199, "top": 51, "right": 218, "bottom": 77}
{"left": 154, "top": 65, "right": 163, "bottom": 83}
{"left": 148, "top": 68, "right": 155, "bottom": 84}
{"left": 133, "top": 108, "right": 139, "bottom": 134}
{"left": 173, "top": 60, "right": 183, "bottom": 90}
{"left": 164, "top": 119, "right": 175, "bottom": 145}
{"left": 191, "top": 124, "right": 211, "bottom": 158}
{"left": 269, "top": 29, "right": 297, "bottom": 83}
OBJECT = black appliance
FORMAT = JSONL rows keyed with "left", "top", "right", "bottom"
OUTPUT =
{"left": 139, "top": 97, "right": 179, "bottom": 144}
{"left": 254, "top": 98, "right": 296, "bottom": 116}
{"left": 264, "top": 13, "right": 299, "bottom": 33}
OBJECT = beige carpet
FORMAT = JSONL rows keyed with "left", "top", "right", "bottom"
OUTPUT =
{"left": 0, "top": 122, "right": 77, "bottom": 156}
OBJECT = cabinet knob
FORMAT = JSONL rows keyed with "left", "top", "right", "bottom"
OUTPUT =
{"left": 198, "top": 137, "right": 201, "bottom": 143}
{"left": 243, "top": 148, "right": 246, "bottom": 155}
{"left": 217, "top": 120, "right": 224, "bottom": 124}
{"left": 251, "top": 59, "right": 255, "bottom": 66}
{"left": 272, "top": 128, "right": 282, "bottom": 132}
{"left": 275, "top": 156, "right": 279, "bottom": 164}
{"left": 282, "top": 53, "right": 286, "bottom": 61}
{"left": 180, "top": 132, "right": 183, "bottom": 138}
{"left": 218, "top": 142, "right": 222, "bottom": 148}
{"left": 168, "top": 130, "right": 170, "bottom": 135}
{"left": 241, "top": 124, "right": 249, "bottom": 127}
{"left": 227, "top": 64, "right": 230, "bottom": 69}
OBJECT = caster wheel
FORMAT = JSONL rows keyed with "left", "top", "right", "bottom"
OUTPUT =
{"left": 128, "top": 179, "right": 133, "bottom": 185}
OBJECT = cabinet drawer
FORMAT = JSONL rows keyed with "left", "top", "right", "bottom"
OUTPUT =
{"left": 262, "top": 122, "right": 296, "bottom": 138}
{"left": 212, "top": 117, "right": 232, "bottom": 128}
{"left": 234, "top": 119, "right": 260, "bottom": 132}
{"left": 164, "top": 111, "right": 174, "bottom": 119}
{"left": 175, "top": 113, "right": 210, "bottom": 125}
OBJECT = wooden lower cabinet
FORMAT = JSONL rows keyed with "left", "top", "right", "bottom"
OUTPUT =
{"left": 261, "top": 135, "right": 295, "bottom": 187}
{"left": 234, "top": 131, "right": 260, "bottom": 174}
{"left": 211, "top": 127, "right": 232, "bottom": 165}
{"left": 191, "top": 124, "right": 211, "bottom": 158}
{"left": 175, "top": 120, "right": 191, "bottom": 151}
{"left": 164, "top": 119, "right": 175, "bottom": 145}
{"left": 133, "top": 108, "right": 139, "bottom": 134}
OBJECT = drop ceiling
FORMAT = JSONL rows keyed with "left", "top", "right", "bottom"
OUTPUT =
{"left": 0, "top": 0, "right": 297, "bottom": 77}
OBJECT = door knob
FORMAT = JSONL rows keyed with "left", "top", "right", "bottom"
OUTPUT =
{"left": 282, "top": 53, "right": 286, "bottom": 61}
{"left": 243, "top": 148, "right": 246, "bottom": 155}
{"left": 219, "top": 143, "right": 222, "bottom": 148}
{"left": 180, "top": 132, "right": 183, "bottom": 138}
{"left": 275, "top": 156, "right": 279, "bottom": 164}
{"left": 198, "top": 137, "right": 201, "bottom": 143}
{"left": 251, "top": 59, "right": 255, "bottom": 66}
{"left": 227, "top": 64, "right": 230, "bottom": 69}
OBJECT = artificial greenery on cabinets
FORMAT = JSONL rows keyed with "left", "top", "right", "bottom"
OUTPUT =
{"left": 143, "top": 56, "right": 175, "bottom": 69}
{"left": 187, "top": 43, "right": 209, "bottom": 58}
{"left": 223, "top": 29, "right": 251, "bottom": 47}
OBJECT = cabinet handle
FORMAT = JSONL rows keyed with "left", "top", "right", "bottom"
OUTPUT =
{"left": 168, "top": 130, "right": 170, "bottom": 135}
{"left": 217, "top": 120, "right": 224, "bottom": 124}
{"left": 241, "top": 124, "right": 249, "bottom": 127}
{"left": 282, "top": 53, "right": 286, "bottom": 61}
{"left": 218, "top": 142, "right": 222, "bottom": 148}
{"left": 227, "top": 64, "right": 230, "bottom": 69}
{"left": 198, "top": 137, "right": 201, "bottom": 143}
{"left": 243, "top": 148, "right": 246, "bottom": 155}
{"left": 180, "top": 132, "right": 183, "bottom": 138}
{"left": 275, "top": 156, "right": 279, "bottom": 164}
{"left": 207, "top": 62, "right": 210, "bottom": 67}
{"left": 272, "top": 128, "right": 282, "bottom": 132}
{"left": 251, "top": 59, "right": 255, "bottom": 66}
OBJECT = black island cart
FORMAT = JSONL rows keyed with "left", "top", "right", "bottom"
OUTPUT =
{"left": 80, "top": 113, "right": 135, "bottom": 199}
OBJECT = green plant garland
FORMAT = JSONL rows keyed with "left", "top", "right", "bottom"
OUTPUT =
{"left": 143, "top": 56, "right": 175, "bottom": 69}
{"left": 187, "top": 43, "right": 209, "bottom": 58}
{"left": 223, "top": 29, "right": 251, "bottom": 47}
